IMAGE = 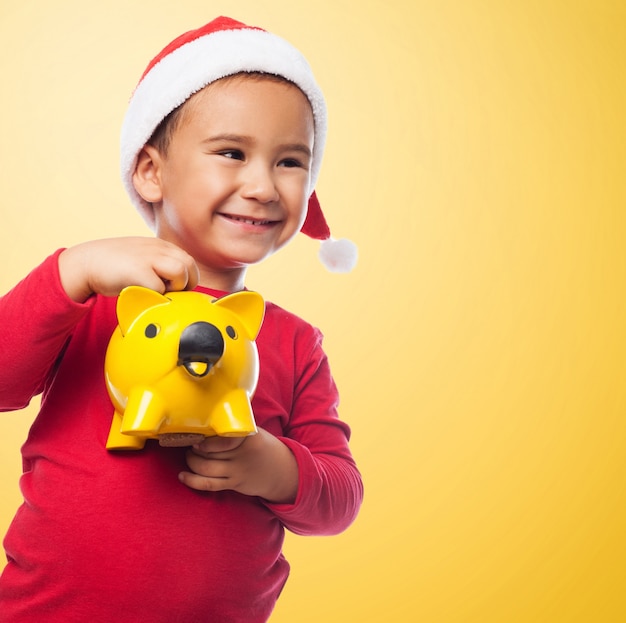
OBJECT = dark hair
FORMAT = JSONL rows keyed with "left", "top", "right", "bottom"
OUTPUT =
{"left": 147, "top": 72, "right": 296, "bottom": 156}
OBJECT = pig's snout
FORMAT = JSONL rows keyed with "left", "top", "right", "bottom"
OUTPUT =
{"left": 177, "top": 322, "right": 224, "bottom": 378}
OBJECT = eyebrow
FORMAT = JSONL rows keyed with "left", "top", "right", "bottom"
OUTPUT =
{"left": 203, "top": 134, "right": 312, "bottom": 157}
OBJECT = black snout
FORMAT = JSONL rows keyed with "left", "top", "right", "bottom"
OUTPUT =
{"left": 177, "top": 322, "right": 224, "bottom": 378}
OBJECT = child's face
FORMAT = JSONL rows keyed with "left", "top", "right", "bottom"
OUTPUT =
{"left": 138, "top": 76, "right": 315, "bottom": 283}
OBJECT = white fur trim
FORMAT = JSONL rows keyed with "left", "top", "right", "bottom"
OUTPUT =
{"left": 120, "top": 28, "right": 327, "bottom": 228}
{"left": 318, "top": 238, "right": 358, "bottom": 273}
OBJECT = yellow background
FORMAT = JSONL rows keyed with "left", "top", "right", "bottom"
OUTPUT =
{"left": 1, "top": 1, "right": 625, "bottom": 621}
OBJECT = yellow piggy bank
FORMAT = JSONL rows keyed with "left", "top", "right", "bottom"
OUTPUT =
{"left": 104, "top": 286, "right": 265, "bottom": 451}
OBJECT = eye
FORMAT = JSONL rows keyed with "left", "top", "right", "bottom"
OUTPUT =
{"left": 220, "top": 149, "right": 245, "bottom": 161}
{"left": 145, "top": 324, "right": 160, "bottom": 338}
{"left": 225, "top": 326, "right": 237, "bottom": 340}
{"left": 279, "top": 158, "right": 304, "bottom": 168}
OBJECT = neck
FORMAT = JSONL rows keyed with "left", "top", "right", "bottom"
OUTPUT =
{"left": 196, "top": 265, "right": 247, "bottom": 293}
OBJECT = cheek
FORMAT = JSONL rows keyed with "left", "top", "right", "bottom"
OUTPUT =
{"left": 295, "top": 197, "right": 309, "bottom": 230}
{"left": 285, "top": 178, "right": 310, "bottom": 221}
{"left": 287, "top": 191, "right": 309, "bottom": 235}
{"left": 276, "top": 185, "right": 309, "bottom": 246}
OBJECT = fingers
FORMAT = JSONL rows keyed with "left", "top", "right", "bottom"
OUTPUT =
{"left": 142, "top": 239, "right": 198, "bottom": 293}
{"left": 178, "top": 470, "right": 229, "bottom": 492}
{"left": 193, "top": 436, "right": 246, "bottom": 456}
{"left": 178, "top": 437, "right": 249, "bottom": 492}
{"left": 151, "top": 254, "right": 196, "bottom": 293}
{"left": 179, "top": 448, "right": 236, "bottom": 492}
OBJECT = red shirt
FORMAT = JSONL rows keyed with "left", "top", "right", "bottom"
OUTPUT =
{"left": 0, "top": 251, "right": 362, "bottom": 622}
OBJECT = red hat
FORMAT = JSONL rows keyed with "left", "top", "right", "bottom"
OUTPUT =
{"left": 120, "top": 16, "right": 357, "bottom": 273}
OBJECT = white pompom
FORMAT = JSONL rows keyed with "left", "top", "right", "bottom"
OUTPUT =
{"left": 318, "top": 238, "right": 358, "bottom": 273}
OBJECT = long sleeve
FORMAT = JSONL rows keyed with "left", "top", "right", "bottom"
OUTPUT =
{"left": 269, "top": 437, "right": 363, "bottom": 536}
{"left": 0, "top": 250, "right": 94, "bottom": 411}
{"left": 253, "top": 304, "right": 363, "bottom": 536}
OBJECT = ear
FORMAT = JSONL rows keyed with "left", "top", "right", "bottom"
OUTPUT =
{"left": 214, "top": 291, "right": 265, "bottom": 340}
{"left": 116, "top": 286, "right": 170, "bottom": 335}
{"left": 132, "top": 145, "right": 164, "bottom": 203}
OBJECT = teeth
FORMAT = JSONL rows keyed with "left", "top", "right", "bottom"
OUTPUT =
{"left": 227, "top": 215, "right": 271, "bottom": 226}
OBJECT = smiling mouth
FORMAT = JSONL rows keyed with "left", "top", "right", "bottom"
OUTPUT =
{"left": 221, "top": 214, "right": 277, "bottom": 226}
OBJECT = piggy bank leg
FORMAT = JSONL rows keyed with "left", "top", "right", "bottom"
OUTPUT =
{"left": 120, "top": 387, "right": 167, "bottom": 436}
{"left": 106, "top": 411, "right": 147, "bottom": 451}
{"left": 211, "top": 389, "right": 258, "bottom": 436}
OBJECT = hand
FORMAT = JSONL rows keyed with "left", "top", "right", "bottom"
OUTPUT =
{"left": 178, "top": 429, "right": 299, "bottom": 504}
{"left": 58, "top": 237, "right": 199, "bottom": 302}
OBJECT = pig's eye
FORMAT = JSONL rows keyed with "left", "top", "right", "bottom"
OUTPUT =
{"left": 225, "top": 325, "right": 237, "bottom": 340}
{"left": 145, "top": 324, "right": 160, "bottom": 338}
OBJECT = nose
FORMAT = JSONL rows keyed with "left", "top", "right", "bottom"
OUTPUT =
{"left": 241, "top": 163, "right": 279, "bottom": 203}
{"left": 177, "top": 322, "right": 224, "bottom": 378}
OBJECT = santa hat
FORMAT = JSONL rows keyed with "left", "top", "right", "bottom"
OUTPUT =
{"left": 120, "top": 16, "right": 357, "bottom": 273}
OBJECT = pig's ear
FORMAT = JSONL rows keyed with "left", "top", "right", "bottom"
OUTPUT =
{"left": 116, "top": 286, "right": 170, "bottom": 335}
{"left": 214, "top": 291, "right": 265, "bottom": 340}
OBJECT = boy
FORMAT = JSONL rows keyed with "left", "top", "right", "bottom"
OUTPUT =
{"left": 0, "top": 16, "right": 362, "bottom": 622}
